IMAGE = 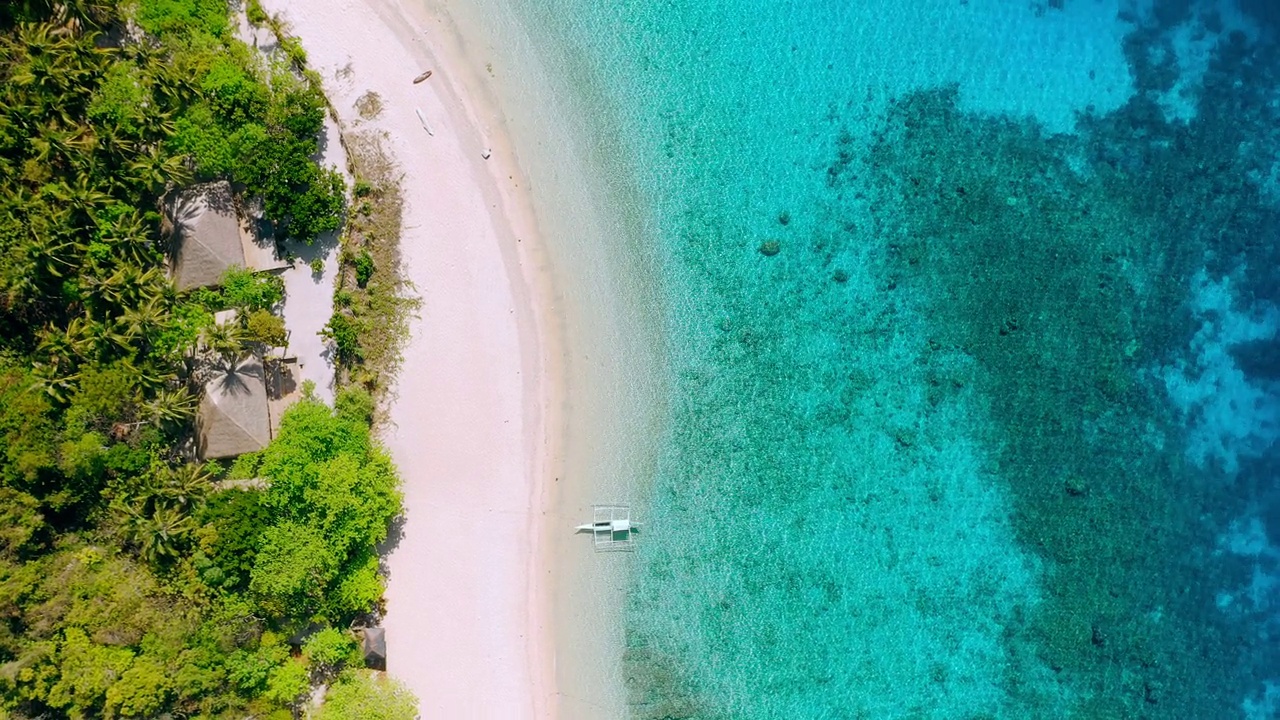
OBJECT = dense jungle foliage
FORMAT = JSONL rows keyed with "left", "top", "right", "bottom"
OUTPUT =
{"left": 0, "top": 1, "right": 411, "bottom": 717}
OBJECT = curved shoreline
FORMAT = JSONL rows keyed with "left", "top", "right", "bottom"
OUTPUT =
{"left": 259, "top": 0, "right": 564, "bottom": 715}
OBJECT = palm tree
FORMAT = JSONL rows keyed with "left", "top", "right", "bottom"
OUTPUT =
{"left": 118, "top": 500, "right": 194, "bottom": 566}
{"left": 20, "top": 206, "right": 82, "bottom": 281}
{"left": 18, "top": 237, "right": 79, "bottom": 287}
{"left": 54, "top": 0, "right": 115, "bottom": 28}
{"left": 86, "top": 322, "right": 128, "bottom": 359}
{"left": 0, "top": 87, "right": 40, "bottom": 134}
{"left": 45, "top": 315, "right": 95, "bottom": 359}
{"left": 142, "top": 386, "right": 197, "bottom": 428}
{"left": 127, "top": 146, "right": 191, "bottom": 194}
{"left": 202, "top": 320, "right": 248, "bottom": 360}
{"left": 115, "top": 357, "right": 164, "bottom": 393}
{"left": 30, "top": 123, "right": 94, "bottom": 167}
{"left": 119, "top": 295, "right": 167, "bottom": 342}
{"left": 36, "top": 321, "right": 78, "bottom": 367}
{"left": 99, "top": 211, "right": 158, "bottom": 266}
{"left": 10, "top": 24, "right": 95, "bottom": 95}
{"left": 29, "top": 361, "right": 78, "bottom": 403}
{"left": 94, "top": 122, "right": 138, "bottom": 169}
{"left": 145, "top": 110, "right": 177, "bottom": 141}
{"left": 83, "top": 265, "right": 164, "bottom": 312}
{"left": 147, "top": 56, "right": 200, "bottom": 107}
{"left": 13, "top": 21, "right": 71, "bottom": 60}
{"left": 46, "top": 175, "right": 111, "bottom": 221}
{"left": 157, "top": 462, "right": 212, "bottom": 509}
{"left": 8, "top": 0, "right": 113, "bottom": 28}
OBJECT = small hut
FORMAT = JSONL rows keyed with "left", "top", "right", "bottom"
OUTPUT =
{"left": 197, "top": 356, "right": 271, "bottom": 460}
{"left": 167, "top": 181, "right": 246, "bottom": 291}
{"left": 166, "top": 181, "right": 287, "bottom": 291}
{"left": 361, "top": 627, "right": 386, "bottom": 671}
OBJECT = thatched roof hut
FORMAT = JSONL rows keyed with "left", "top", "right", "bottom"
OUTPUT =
{"left": 361, "top": 627, "right": 386, "bottom": 671}
{"left": 167, "top": 181, "right": 246, "bottom": 291}
{"left": 167, "top": 182, "right": 288, "bottom": 291}
{"left": 197, "top": 356, "right": 271, "bottom": 460}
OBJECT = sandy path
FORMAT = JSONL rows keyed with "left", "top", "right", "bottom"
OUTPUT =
{"left": 258, "top": 1, "right": 560, "bottom": 716}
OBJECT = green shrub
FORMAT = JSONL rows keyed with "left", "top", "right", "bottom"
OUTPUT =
{"left": 237, "top": 133, "right": 345, "bottom": 243}
{"left": 279, "top": 37, "right": 308, "bottom": 67}
{"left": 152, "top": 302, "right": 214, "bottom": 362}
{"left": 0, "top": 487, "right": 44, "bottom": 558}
{"left": 198, "top": 493, "right": 270, "bottom": 594}
{"left": 264, "top": 658, "right": 310, "bottom": 706}
{"left": 248, "top": 397, "right": 402, "bottom": 621}
{"left": 246, "top": 309, "right": 288, "bottom": 347}
{"left": 322, "top": 313, "right": 361, "bottom": 362}
{"left": 202, "top": 57, "right": 270, "bottom": 126}
{"left": 354, "top": 251, "right": 374, "bottom": 287}
{"left": 317, "top": 671, "right": 418, "bottom": 720}
{"left": 225, "top": 645, "right": 284, "bottom": 695}
{"left": 220, "top": 267, "right": 284, "bottom": 312}
{"left": 246, "top": 0, "right": 268, "bottom": 24}
{"left": 303, "top": 627, "right": 357, "bottom": 672}
{"left": 0, "top": 366, "right": 58, "bottom": 488}
{"left": 58, "top": 432, "right": 107, "bottom": 482}
{"left": 65, "top": 362, "right": 141, "bottom": 433}
{"left": 87, "top": 63, "right": 150, "bottom": 135}
{"left": 334, "top": 386, "right": 375, "bottom": 425}
{"left": 285, "top": 167, "right": 345, "bottom": 242}
{"left": 269, "top": 85, "right": 326, "bottom": 140}
{"left": 170, "top": 104, "right": 233, "bottom": 178}
{"left": 135, "top": 0, "right": 230, "bottom": 38}
{"left": 227, "top": 451, "right": 262, "bottom": 481}
{"left": 250, "top": 522, "right": 337, "bottom": 618}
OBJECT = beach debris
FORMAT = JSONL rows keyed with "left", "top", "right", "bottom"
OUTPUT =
{"left": 413, "top": 69, "right": 434, "bottom": 84}
{"left": 355, "top": 91, "right": 384, "bottom": 120}
{"left": 415, "top": 107, "right": 434, "bottom": 136}
{"left": 481, "top": 148, "right": 491, "bottom": 160}
{"left": 758, "top": 239, "right": 781, "bottom": 256}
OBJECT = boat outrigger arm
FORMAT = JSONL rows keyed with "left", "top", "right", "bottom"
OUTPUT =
{"left": 575, "top": 504, "right": 640, "bottom": 552}
{"left": 575, "top": 519, "right": 635, "bottom": 533}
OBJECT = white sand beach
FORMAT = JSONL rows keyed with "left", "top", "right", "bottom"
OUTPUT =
{"left": 259, "top": 0, "right": 670, "bottom": 715}
{"left": 259, "top": 0, "right": 563, "bottom": 716}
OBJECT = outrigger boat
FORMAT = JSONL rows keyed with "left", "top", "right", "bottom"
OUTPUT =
{"left": 575, "top": 504, "right": 640, "bottom": 552}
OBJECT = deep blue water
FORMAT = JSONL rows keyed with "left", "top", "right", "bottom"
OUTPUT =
{"left": 491, "top": 0, "right": 1280, "bottom": 716}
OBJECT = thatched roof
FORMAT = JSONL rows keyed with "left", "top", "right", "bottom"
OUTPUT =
{"left": 168, "top": 181, "right": 246, "bottom": 291}
{"left": 362, "top": 627, "right": 386, "bottom": 670}
{"left": 197, "top": 356, "right": 271, "bottom": 460}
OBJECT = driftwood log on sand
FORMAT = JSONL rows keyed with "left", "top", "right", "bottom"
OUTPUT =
{"left": 415, "top": 107, "right": 434, "bottom": 136}
{"left": 413, "top": 69, "right": 433, "bottom": 84}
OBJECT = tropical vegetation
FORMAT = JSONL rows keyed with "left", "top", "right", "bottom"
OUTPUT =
{"left": 0, "top": 1, "right": 408, "bottom": 717}
{"left": 324, "top": 121, "right": 415, "bottom": 393}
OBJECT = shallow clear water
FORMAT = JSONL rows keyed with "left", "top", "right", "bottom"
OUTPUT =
{"left": 466, "top": 0, "right": 1280, "bottom": 716}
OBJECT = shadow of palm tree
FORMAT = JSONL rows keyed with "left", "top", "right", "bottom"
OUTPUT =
{"left": 208, "top": 355, "right": 262, "bottom": 396}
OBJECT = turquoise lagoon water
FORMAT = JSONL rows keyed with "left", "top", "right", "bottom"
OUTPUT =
{"left": 469, "top": 0, "right": 1280, "bottom": 716}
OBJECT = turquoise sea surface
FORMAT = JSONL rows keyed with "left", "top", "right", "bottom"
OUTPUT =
{"left": 483, "top": 0, "right": 1280, "bottom": 716}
